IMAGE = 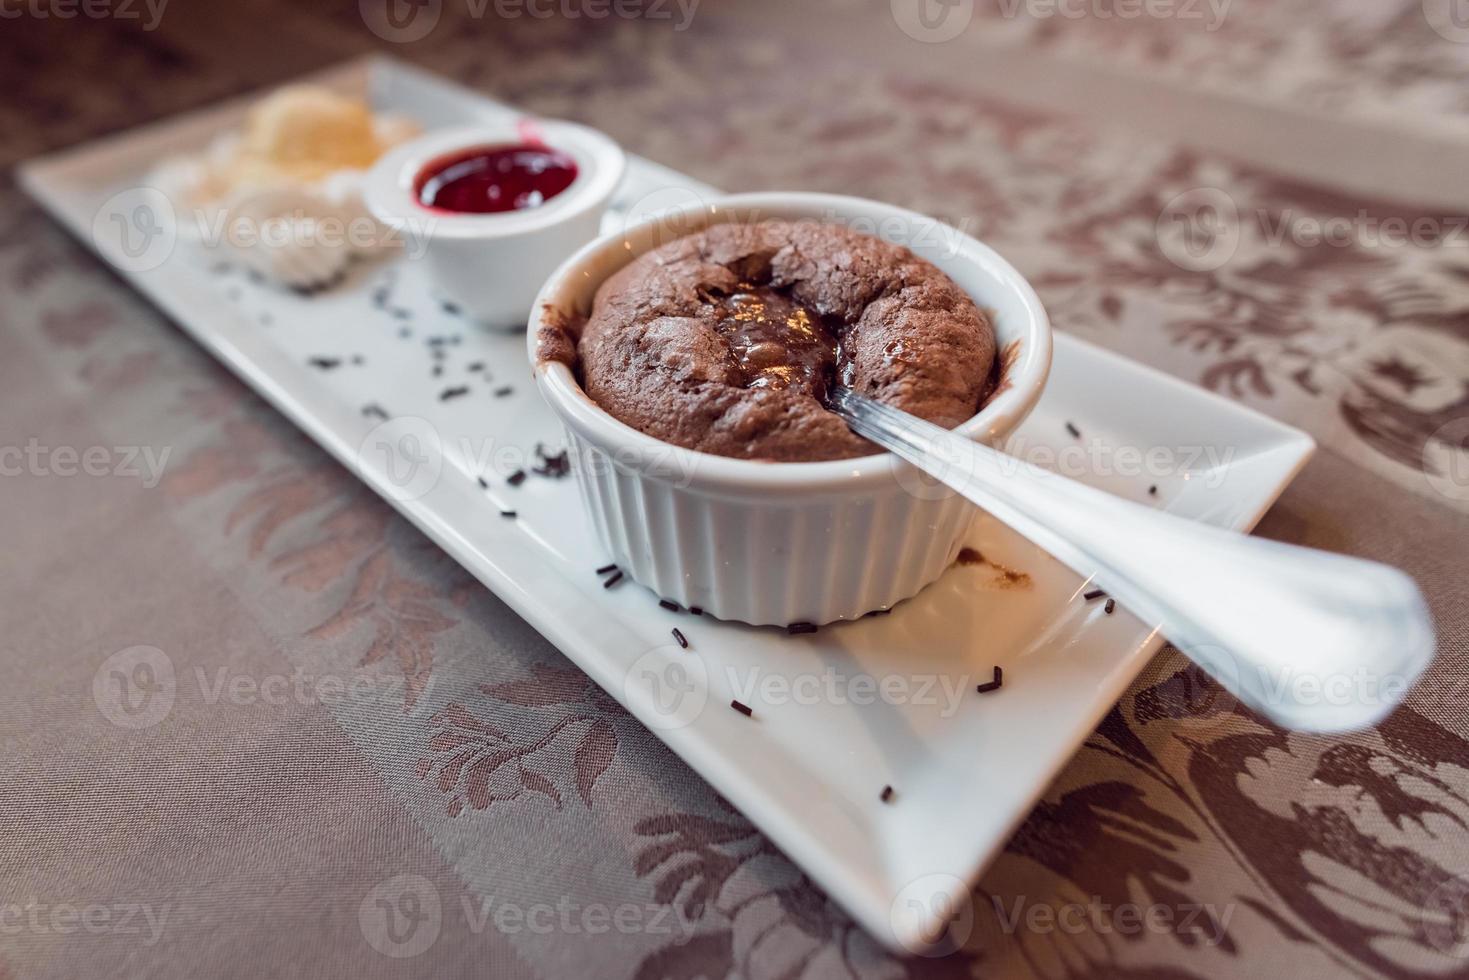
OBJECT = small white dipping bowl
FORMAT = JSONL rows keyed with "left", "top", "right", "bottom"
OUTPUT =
{"left": 529, "top": 193, "right": 1052, "bottom": 626}
{"left": 364, "top": 121, "right": 625, "bottom": 329}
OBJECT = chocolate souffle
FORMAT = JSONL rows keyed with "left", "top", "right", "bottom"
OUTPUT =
{"left": 538, "top": 220, "right": 999, "bottom": 461}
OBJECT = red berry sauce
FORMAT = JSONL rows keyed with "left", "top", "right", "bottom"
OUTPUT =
{"left": 416, "top": 144, "right": 578, "bottom": 214}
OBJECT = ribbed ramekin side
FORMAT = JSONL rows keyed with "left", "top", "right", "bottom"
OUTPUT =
{"left": 563, "top": 424, "right": 982, "bottom": 625}
{"left": 568, "top": 430, "right": 617, "bottom": 560}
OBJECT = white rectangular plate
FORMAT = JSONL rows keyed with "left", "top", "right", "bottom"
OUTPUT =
{"left": 19, "top": 56, "right": 1314, "bottom": 951}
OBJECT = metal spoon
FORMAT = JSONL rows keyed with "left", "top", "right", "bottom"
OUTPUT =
{"left": 827, "top": 386, "right": 1435, "bottom": 733}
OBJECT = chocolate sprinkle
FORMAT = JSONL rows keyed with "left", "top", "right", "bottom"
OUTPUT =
{"left": 659, "top": 599, "right": 681, "bottom": 612}
{"left": 441, "top": 301, "right": 461, "bottom": 316}
{"left": 976, "top": 666, "right": 1003, "bottom": 694}
{"left": 689, "top": 606, "right": 704, "bottom": 616}
{"left": 672, "top": 627, "right": 688, "bottom": 649}
{"left": 1083, "top": 589, "right": 1107, "bottom": 601}
{"left": 494, "top": 386, "right": 515, "bottom": 398}
{"left": 467, "top": 361, "right": 486, "bottom": 373}
{"left": 595, "top": 564, "right": 618, "bottom": 575}
{"left": 532, "top": 448, "right": 571, "bottom": 479}
{"left": 500, "top": 510, "right": 517, "bottom": 518}
{"left": 786, "top": 622, "right": 818, "bottom": 635}
{"left": 1148, "top": 485, "right": 1158, "bottom": 496}
{"left": 477, "top": 476, "right": 489, "bottom": 489}
{"left": 307, "top": 356, "right": 342, "bottom": 371}
{"left": 1105, "top": 598, "right": 1116, "bottom": 615}
{"left": 1065, "top": 421, "right": 1081, "bottom": 439}
{"left": 602, "top": 571, "right": 624, "bottom": 589}
{"left": 880, "top": 785, "right": 894, "bottom": 803}
{"left": 507, "top": 469, "right": 527, "bottom": 487}
{"left": 730, "top": 699, "right": 753, "bottom": 717}
{"left": 439, "top": 386, "right": 470, "bottom": 401}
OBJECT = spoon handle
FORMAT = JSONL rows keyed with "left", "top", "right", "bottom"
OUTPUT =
{"left": 830, "top": 388, "right": 1435, "bottom": 732}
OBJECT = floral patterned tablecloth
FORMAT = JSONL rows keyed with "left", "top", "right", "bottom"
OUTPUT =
{"left": 2, "top": 2, "right": 1468, "bottom": 977}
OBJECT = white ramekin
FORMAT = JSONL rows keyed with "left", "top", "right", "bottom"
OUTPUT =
{"left": 529, "top": 193, "right": 1052, "bottom": 626}
{"left": 364, "top": 121, "right": 625, "bottom": 329}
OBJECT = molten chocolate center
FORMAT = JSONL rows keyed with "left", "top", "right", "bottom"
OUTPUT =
{"left": 709, "top": 284, "right": 837, "bottom": 400}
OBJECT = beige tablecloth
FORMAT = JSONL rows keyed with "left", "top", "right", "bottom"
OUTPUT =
{"left": 2, "top": 2, "right": 1468, "bottom": 977}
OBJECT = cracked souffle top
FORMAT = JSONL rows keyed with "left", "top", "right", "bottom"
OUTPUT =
{"left": 538, "top": 220, "right": 998, "bottom": 462}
